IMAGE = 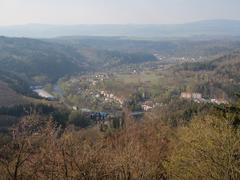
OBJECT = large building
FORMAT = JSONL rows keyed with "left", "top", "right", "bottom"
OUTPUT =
{"left": 181, "top": 92, "right": 202, "bottom": 99}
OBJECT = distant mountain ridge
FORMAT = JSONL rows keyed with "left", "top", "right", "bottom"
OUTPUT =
{"left": 0, "top": 19, "right": 240, "bottom": 38}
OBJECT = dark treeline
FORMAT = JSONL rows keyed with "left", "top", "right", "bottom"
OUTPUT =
{"left": 0, "top": 104, "right": 69, "bottom": 127}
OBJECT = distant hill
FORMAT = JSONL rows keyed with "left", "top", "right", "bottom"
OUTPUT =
{"left": 203, "top": 52, "right": 240, "bottom": 82}
{"left": 181, "top": 51, "right": 240, "bottom": 76}
{"left": 0, "top": 20, "right": 240, "bottom": 38}
{"left": 69, "top": 48, "right": 157, "bottom": 67}
{"left": 50, "top": 36, "right": 240, "bottom": 58}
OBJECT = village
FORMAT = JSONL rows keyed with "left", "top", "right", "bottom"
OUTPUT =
{"left": 32, "top": 67, "right": 230, "bottom": 126}
{"left": 180, "top": 92, "right": 228, "bottom": 105}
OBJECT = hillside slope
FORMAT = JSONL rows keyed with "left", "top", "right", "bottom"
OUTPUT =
{"left": 179, "top": 51, "right": 240, "bottom": 99}
{"left": 0, "top": 81, "right": 29, "bottom": 107}
{"left": 0, "top": 37, "right": 88, "bottom": 84}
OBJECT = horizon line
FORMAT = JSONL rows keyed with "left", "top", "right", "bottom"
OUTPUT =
{"left": 1, "top": 18, "right": 240, "bottom": 27}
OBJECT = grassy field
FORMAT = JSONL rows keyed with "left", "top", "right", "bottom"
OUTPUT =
{"left": 101, "top": 70, "right": 171, "bottom": 98}
{"left": 115, "top": 71, "right": 163, "bottom": 86}
{"left": 101, "top": 68, "right": 200, "bottom": 102}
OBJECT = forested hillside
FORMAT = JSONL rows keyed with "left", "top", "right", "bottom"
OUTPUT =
{"left": 0, "top": 37, "right": 88, "bottom": 84}
{"left": 0, "top": 98, "right": 239, "bottom": 179}
{"left": 178, "top": 51, "right": 240, "bottom": 99}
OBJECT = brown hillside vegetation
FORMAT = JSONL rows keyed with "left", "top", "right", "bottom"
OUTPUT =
{"left": 0, "top": 108, "right": 239, "bottom": 179}
{"left": 0, "top": 116, "right": 170, "bottom": 179}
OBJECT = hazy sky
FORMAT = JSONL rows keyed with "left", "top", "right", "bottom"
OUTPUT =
{"left": 0, "top": 0, "right": 240, "bottom": 25}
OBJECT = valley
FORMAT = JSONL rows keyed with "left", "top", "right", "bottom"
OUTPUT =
{"left": 1, "top": 0, "right": 240, "bottom": 178}
{"left": 0, "top": 32, "right": 240, "bottom": 179}
{"left": 1, "top": 35, "right": 240, "bottom": 122}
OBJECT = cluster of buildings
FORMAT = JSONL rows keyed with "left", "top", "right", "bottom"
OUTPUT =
{"left": 95, "top": 74, "right": 108, "bottom": 79}
{"left": 89, "top": 74, "right": 110, "bottom": 86}
{"left": 141, "top": 101, "right": 155, "bottom": 111}
{"left": 99, "top": 91, "right": 125, "bottom": 106}
{"left": 181, "top": 92, "right": 228, "bottom": 105}
{"left": 181, "top": 92, "right": 203, "bottom": 100}
{"left": 141, "top": 101, "right": 163, "bottom": 111}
